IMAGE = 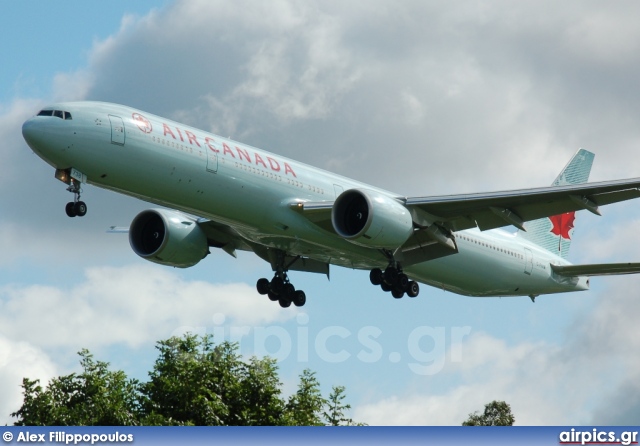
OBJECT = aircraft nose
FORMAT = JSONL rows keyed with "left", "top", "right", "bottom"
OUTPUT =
{"left": 22, "top": 117, "right": 47, "bottom": 149}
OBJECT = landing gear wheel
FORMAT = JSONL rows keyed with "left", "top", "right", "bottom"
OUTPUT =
{"left": 370, "top": 268, "right": 383, "bottom": 286}
{"left": 380, "top": 282, "right": 392, "bottom": 292}
{"left": 278, "top": 296, "right": 292, "bottom": 308}
{"left": 392, "top": 287, "right": 405, "bottom": 299}
{"left": 283, "top": 283, "right": 295, "bottom": 300}
{"left": 74, "top": 201, "right": 87, "bottom": 217}
{"left": 270, "top": 277, "right": 284, "bottom": 295}
{"left": 257, "top": 278, "right": 270, "bottom": 295}
{"left": 65, "top": 202, "right": 77, "bottom": 217}
{"left": 384, "top": 266, "right": 398, "bottom": 285}
{"left": 267, "top": 291, "right": 279, "bottom": 301}
{"left": 396, "top": 273, "right": 409, "bottom": 290}
{"left": 293, "top": 290, "right": 306, "bottom": 307}
{"left": 407, "top": 281, "right": 420, "bottom": 298}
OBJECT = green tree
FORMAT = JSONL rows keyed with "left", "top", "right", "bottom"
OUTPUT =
{"left": 323, "top": 385, "right": 354, "bottom": 426}
{"left": 140, "top": 334, "right": 233, "bottom": 425}
{"left": 284, "top": 369, "right": 326, "bottom": 426}
{"left": 237, "top": 356, "right": 286, "bottom": 425}
{"left": 462, "top": 400, "right": 515, "bottom": 426}
{"left": 12, "top": 350, "right": 140, "bottom": 426}
{"left": 141, "top": 334, "right": 287, "bottom": 426}
{"left": 11, "top": 334, "right": 361, "bottom": 426}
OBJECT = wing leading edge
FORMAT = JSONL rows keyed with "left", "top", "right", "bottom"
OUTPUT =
{"left": 551, "top": 263, "right": 640, "bottom": 276}
{"left": 405, "top": 177, "right": 640, "bottom": 232}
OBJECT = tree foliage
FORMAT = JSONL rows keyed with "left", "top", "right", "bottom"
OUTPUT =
{"left": 284, "top": 369, "right": 325, "bottom": 426}
{"left": 11, "top": 334, "right": 361, "bottom": 426}
{"left": 12, "top": 350, "right": 140, "bottom": 426}
{"left": 462, "top": 400, "right": 515, "bottom": 426}
{"left": 324, "top": 386, "right": 354, "bottom": 426}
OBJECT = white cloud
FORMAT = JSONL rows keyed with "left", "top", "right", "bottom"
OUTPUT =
{"left": 356, "top": 275, "right": 640, "bottom": 425}
{"left": 0, "top": 220, "right": 131, "bottom": 268}
{"left": 0, "top": 264, "right": 298, "bottom": 350}
{"left": 355, "top": 332, "right": 578, "bottom": 425}
{"left": 52, "top": 70, "right": 93, "bottom": 102}
{"left": 0, "top": 98, "right": 46, "bottom": 187}
{"left": 0, "top": 336, "right": 57, "bottom": 425}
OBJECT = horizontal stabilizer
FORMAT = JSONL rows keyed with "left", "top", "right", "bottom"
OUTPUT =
{"left": 551, "top": 262, "right": 640, "bottom": 276}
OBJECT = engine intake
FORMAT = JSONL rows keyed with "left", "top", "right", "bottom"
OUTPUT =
{"left": 331, "top": 189, "right": 414, "bottom": 249}
{"left": 129, "top": 209, "right": 208, "bottom": 268}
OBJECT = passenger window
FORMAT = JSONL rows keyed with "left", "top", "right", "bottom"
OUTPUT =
{"left": 64, "top": 111, "right": 72, "bottom": 120}
{"left": 37, "top": 110, "right": 53, "bottom": 116}
{"left": 53, "top": 110, "right": 64, "bottom": 119}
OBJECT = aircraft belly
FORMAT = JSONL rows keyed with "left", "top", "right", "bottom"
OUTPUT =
{"left": 405, "top": 236, "right": 582, "bottom": 297}
{"left": 406, "top": 248, "right": 521, "bottom": 296}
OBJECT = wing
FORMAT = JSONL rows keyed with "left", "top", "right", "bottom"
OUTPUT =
{"left": 405, "top": 177, "right": 640, "bottom": 232}
{"left": 196, "top": 218, "right": 254, "bottom": 258}
{"left": 294, "top": 178, "right": 640, "bottom": 234}
{"left": 551, "top": 262, "right": 640, "bottom": 276}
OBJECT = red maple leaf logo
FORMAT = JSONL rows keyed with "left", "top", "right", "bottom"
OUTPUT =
{"left": 549, "top": 212, "right": 575, "bottom": 240}
{"left": 132, "top": 113, "right": 152, "bottom": 134}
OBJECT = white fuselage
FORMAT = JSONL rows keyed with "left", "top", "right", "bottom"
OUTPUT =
{"left": 22, "top": 102, "right": 588, "bottom": 297}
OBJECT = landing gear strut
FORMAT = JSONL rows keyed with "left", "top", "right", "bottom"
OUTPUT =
{"left": 256, "top": 251, "right": 306, "bottom": 308}
{"left": 64, "top": 180, "right": 87, "bottom": 218}
{"left": 370, "top": 264, "right": 420, "bottom": 299}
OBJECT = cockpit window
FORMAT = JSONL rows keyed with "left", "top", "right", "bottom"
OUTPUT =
{"left": 36, "top": 109, "right": 72, "bottom": 119}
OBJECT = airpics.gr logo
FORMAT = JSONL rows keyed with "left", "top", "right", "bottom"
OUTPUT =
{"left": 132, "top": 113, "right": 152, "bottom": 134}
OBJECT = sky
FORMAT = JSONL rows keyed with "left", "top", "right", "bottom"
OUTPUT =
{"left": 2, "top": 0, "right": 640, "bottom": 426}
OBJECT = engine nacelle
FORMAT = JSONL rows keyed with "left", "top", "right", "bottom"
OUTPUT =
{"left": 331, "top": 189, "right": 414, "bottom": 249}
{"left": 129, "top": 209, "right": 208, "bottom": 268}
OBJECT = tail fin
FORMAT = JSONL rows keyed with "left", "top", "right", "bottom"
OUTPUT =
{"left": 518, "top": 149, "right": 595, "bottom": 259}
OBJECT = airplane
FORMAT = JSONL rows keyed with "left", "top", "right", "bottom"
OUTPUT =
{"left": 22, "top": 101, "right": 640, "bottom": 307}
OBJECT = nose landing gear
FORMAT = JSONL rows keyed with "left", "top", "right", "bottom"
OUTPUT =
{"left": 55, "top": 168, "right": 88, "bottom": 218}
{"left": 64, "top": 180, "right": 87, "bottom": 217}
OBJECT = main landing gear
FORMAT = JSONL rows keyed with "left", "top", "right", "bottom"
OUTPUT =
{"left": 256, "top": 273, "right": 306, "bottom": 308}
{"left": 256, "top": 250, "right": 307, "bottom": 308}
{"left": 64, "top": 180, "right": 87, "bottom": 218}
{"left": 369, "top": 264, "right": 420, "bottom": 299}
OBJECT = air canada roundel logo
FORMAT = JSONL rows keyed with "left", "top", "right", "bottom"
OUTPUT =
{"left": 132, "top": 113, "right": 152, "bottom": 133}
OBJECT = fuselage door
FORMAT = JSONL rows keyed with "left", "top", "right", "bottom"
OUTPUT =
{"left": 108, "top": 115, "right": 125, "bottom": 146}
{"left": 524, "top": 247, "right": 533, "bottom": 275}
{"left": 206, "top": 146, "right": 219, "bottom": 173}
{"left": 334, "top": 184, "right": 344, "bottom": 198}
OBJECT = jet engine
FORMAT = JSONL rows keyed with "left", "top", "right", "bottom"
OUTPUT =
{"left": 331, "top": 189, "right": 414, "bottom": 249}
{"left": 129, "top": 209, "right": 208, "bottom": 268}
